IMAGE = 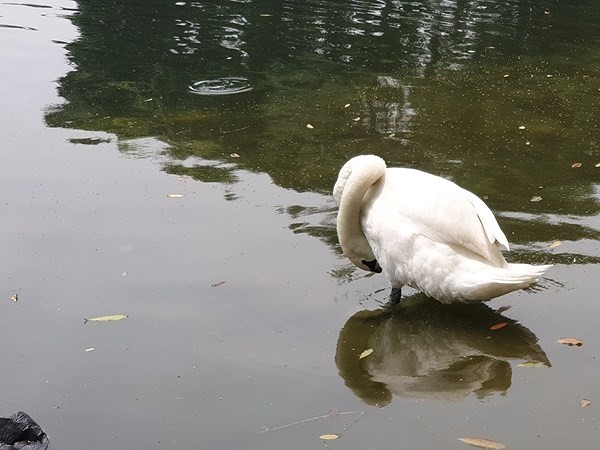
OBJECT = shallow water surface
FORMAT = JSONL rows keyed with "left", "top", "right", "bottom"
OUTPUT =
{"left": 1, "top": 0, "right": 600, "bottom": 449}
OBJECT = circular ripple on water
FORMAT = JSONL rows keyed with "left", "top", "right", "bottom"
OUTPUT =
{"left": 188, "top": 77, "right": 253, "bottom": 95}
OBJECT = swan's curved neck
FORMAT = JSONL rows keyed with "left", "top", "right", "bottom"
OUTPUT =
{"left": 336, "top": 156, "right": 386, "bottom": 267}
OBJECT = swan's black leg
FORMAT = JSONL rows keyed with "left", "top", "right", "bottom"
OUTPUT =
{"left": 390, "top": 287, "right": 402, "bottom": 305}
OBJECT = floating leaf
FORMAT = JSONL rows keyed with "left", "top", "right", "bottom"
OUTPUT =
{"left": 530, "top": 196, "right": 542, "bottom": 202}
{"left": 352, "top": 117, "right": 361, "bottom": 122}
{"left": 319, "top": 434, "right": 339, "bottom": 440}
{"left": 557, "top": 337, "right": 583, "bottom": 347}
{"left": 167, "top": 194, "right": 184, "bottom": 198}
{"left": 571, "top": 162, "right": 582, "bottom": 168}
{"left": 458, "top": 437, "right": 505, "bottom": 449}
{"left": 306, "top": 123, "right": 314, "bottom": 129}
{"left": 595, "top": 162, "right": 600, "bottom": 168}
{"left": 496, "top": 305, "right": 511, "bottom": 314}
{"left": 548, "top": 241, "right": 562, "bottom": 249}
{"left": 517, "top": 361, "right": 544, "bottom": 368}
{"left": 518, "top": 125, "right": 526, "bottom": 130}
{"left": 85, "top": 347, "right": 95, "bottom": 352}
{"left": 10, "top": 294, "right": 18, "bottom": 302}
{"left": 211, "top": 281, "right": 225, "bottom": 288}
{"left": 84, "top": 314, "right": 129, "bottom": 324}
{"left": 359, "top": 348, "right": 374, "bottom": 359}
{"left": 490, "top": 322, "right": 508, "bottom": 331}
{"left": 580, "top": 399, "right": 592, "bottom": 408}
{"left": 344, "top": 103, "right": 350, "bottom": 108}
{"left": 230, "top": 153, "right": 240, "bottom": 158}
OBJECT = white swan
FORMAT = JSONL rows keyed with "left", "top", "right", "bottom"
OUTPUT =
{"left": 333, "top": 155, "right": 551, "bottom": 304}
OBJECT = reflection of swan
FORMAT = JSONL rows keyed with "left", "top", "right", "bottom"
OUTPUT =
{"left": 333, "top": 155, "right": 551, "bottom": 303}
{"left": 335, "top": 295, "right": 550, "bottom": 406}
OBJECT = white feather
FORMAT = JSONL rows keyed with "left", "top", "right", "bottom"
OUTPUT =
{"left": 335, "top": 155, "right": 551, "bottom": 303}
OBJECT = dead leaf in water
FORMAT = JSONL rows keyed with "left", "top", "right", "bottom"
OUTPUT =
{"left": 530, "top": 196, "right": 543, "bottom": 202}
{"left": 230, "top": 153, "right": 240, "bottom": 158}
{"left": 167, "top": 194, "right": 184, "bottom": 198}
{"left": 490, "top": 322, "right": 508, "bottom": 331}
{"left": 211, "top": 281, "right": 225, "bottom": 288}
{"left": 571, "top": 162, "right": 582, "bottom": 168}
{"left": 548, "top": 241, "right": 562, "bottom": 249}
{"left": 306, "top": 123, "right": 314, "bottom": 129}
{"left": 359, "top": 348, "right": 374, "bottom": 359}
{"left": 595, "top": 162, "right": 600, "bottom": 168}
{"left": 10, "top": 294, "right": 18, "bottom": 302}
{"left": 319, "top": 434, "right": 339, "bottom": 440}
{"left": 517, "top": 361, "right": 544, "bottom": 368}
{"left": 580, "top": 399, "right": 592, "bottom": 408}
{"left": 496, "top": 305, "right": 511, "bottom": 314}
{"left": 458, "top": 437, "right": 505, "bottom": 449}
{"left": 84, "top": 314, "right": 129, "bottom": 324}
{"left": 557, "top": 337, "right": 583, "bottom": 347}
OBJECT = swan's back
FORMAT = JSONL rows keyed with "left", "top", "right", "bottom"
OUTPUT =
{"left": 359, "top": 167, "right": 549, "bottom": 302}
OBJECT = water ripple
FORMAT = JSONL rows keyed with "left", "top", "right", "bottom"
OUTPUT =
{"left": 188, "top": 77, "right": 252, "bottom": 95}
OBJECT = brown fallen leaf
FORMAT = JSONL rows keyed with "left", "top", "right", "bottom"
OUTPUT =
{"left": 490, "top": 322, "right": 508, "bottom": 331}
{"left": 319, "top": 434, "right": 339, "bottom": 440}
{"left": 496, "top": 305, "right": 511, "bottom": 314}
{"left": 211, "top": 281, "right": 225, "bottom": 288}
{"left": 557, "top": 337, "right": 583, "bottom": 347}
{"left": 580, "top": 399, "right": 592, "bottom": 408}
{"left": 571, "top": 162, "right": 582, "bottom": 168}
{"left": 458, "top": 437, "right": 505, "bottom": 449}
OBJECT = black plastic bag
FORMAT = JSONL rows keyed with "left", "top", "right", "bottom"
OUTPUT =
{"left": 0, "top": 412, "right": 49, "bottom": 450}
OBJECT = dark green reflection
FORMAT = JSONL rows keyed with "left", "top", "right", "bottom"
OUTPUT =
{"left": 336, "top": 295, "right": 549, "bottom": 406}
{"left": 45, "top": 0, "right": 600, "bottom": 254}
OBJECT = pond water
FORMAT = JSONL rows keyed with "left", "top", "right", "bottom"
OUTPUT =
{"left": 1, "top": 0, "right": 600, "bottom": 448}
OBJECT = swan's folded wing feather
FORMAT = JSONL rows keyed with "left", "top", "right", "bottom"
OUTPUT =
{"left": 371, "top": 169, "right": 508, "bottom": 266}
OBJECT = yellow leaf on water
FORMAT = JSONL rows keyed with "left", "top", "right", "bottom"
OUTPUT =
{"left": 517, "top": 361, "right": 544, "bottom": 368}
{"left": 548, "top": 241, "right": 563, "bottom": 249}
{"left": 84, "top": 314, "right": 129, "bottom": 323}
{"left": 319, "top": 434, "right": 339, "bottom": 440}
{"left": 557, "top": 337, "right": 583, "bottom": 347}
{"left": 580, "top": 399, "right": 592, "bottom": 407}
{"left": 359, "top": 348, "right": 374, "bottom": 359}
{"left": 306, "top": 123, "right": 314, "bottom": 129}
{"left": 458, "top": 437, "right": 505, "bottom": 449}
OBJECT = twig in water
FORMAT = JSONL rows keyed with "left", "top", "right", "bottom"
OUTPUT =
{"left": 257, "top": 410, "right": 363, "bottom": 434}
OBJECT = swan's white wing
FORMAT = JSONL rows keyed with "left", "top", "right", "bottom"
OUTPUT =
{"left": 365, "top": 168, "right": 507, "bottom": 266}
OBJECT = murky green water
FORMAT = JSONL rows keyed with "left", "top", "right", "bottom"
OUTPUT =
{"left": 1, "top": 0, "right": 600, "bottom": 448}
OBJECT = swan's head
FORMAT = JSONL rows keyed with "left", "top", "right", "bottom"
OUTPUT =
{"left": 334, "top": 155, "right": 386, "bottom": 273}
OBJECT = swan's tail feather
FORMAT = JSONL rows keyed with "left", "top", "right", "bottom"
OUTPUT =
{"left": 491, "top": 263, "right": 552, "bottom": 285}
{"left": 465, "top": 263, "right": 552, "bottom": 301}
